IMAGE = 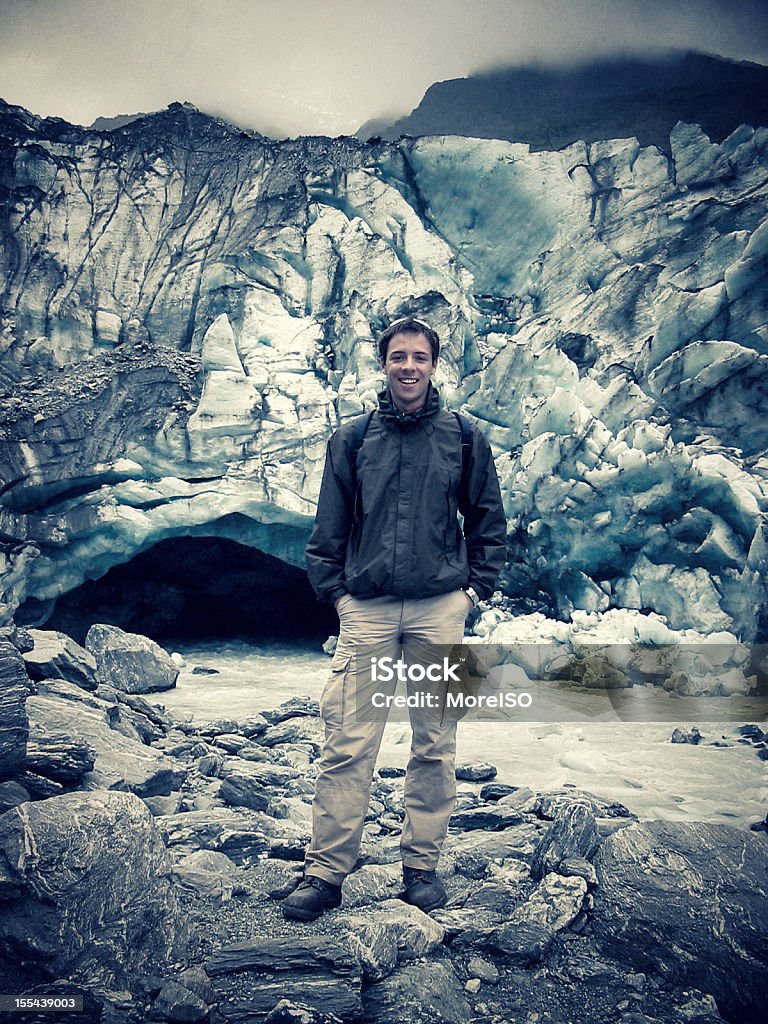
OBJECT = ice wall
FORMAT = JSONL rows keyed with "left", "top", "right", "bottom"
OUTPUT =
{"left": 1, "top": 101, "right": 766, "bottom": 638}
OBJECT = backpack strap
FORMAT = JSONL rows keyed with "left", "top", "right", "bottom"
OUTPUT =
{"left": 349, "top": 410, "right": 374, "bottom": 470}
{"left": 453, "top": 411, "right": 474, "bottom": 507}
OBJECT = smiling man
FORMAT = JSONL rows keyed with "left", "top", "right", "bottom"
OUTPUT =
{"left": 282, "top": 316, "right": 507, "bottom": 921}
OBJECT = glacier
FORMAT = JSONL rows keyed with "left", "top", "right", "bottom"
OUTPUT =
{"left": 0, "top": 100, "right": 767, "bottom": 644}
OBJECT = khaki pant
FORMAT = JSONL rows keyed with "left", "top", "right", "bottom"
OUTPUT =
{"left": 305, "top": 590, "right": 471, "bottom": 885}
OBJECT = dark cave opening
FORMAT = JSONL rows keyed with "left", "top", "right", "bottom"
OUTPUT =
{"left": 31, "top": 536, "right": 338, "bottom": 647}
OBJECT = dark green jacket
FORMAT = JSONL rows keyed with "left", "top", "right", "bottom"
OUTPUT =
{"left": 306, "top": 385, "right": 507, "bottom": 604}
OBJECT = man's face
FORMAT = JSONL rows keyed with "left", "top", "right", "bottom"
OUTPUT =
{"left": 381, "top": 331, "right": 436, "bottom": 414}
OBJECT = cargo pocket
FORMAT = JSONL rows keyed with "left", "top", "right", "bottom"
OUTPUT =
{"left": 320, "top": 652, "right": 351, "bottom": 730}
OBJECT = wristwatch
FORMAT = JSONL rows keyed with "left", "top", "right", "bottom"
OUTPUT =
{"left": 463, "top": 586, "right": 480, "bottom": 608}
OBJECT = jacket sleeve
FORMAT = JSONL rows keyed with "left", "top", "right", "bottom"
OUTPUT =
{"left": 459, "top": 428, "right": 507, "bottom": 599}
{"left": 305, "top": 430, "right": 355, "bottom": 604}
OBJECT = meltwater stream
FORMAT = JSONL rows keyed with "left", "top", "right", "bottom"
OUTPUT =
{"left": 152, "top": 640, "right": 768, "bottom": 832}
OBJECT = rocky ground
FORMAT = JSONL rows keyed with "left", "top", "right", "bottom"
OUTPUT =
{"left": 0, "top": 624, "right": 766, "bottom": 1024}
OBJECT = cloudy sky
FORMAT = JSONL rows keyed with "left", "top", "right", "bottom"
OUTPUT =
{"left": 1, "top": 0, "right": 766, "bottom": 136}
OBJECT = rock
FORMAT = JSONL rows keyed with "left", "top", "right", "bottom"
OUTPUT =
{"left": 531, "top": 801, "right": 601, "bottom": 880}
{"left": 482, "top": 872, "right": 587, "bottom": 964}
{"left": 206, "top": 936, "right": 362, "bottom": 1023}
{"left": 361, "top": 959, "right": 472, "bottom": 1024}
{"left": 479, "top": 783, "right": 520, "bottom": 801}
{"left": 339, "top": 899, "right": 444, "bottom": 964}
{"left": 198, "top": 754, "right": 224, "bottom": 777}
{"left": 0, "top": 780, "right": 30, "bottom": 812}
{"left": 443, "top": 822, "right": 542, "bottom": 869}
{"left": 467, "top": 957, "right": 499, "bottom": 984}
{"left": 177, "top": 966, "right": 216, "bottom": 1006}
{"left": 449, "top": 803, "right": 526, "bottom": 831}
{"left": 25, "top": 732, "right": 96, "bottom": 783}
{"left": 455, "top": 763, "right": 497, "bottom": 782}
{"left": 158, "top": 807, "right": 310, "bottom": 865}
{"left": 533, "top": 790, "right": 634, "bottom": 821}
{"left": 671, "top": 726, "right": 702, "bottom": 744}
{"left": 221, "top": 759, "right": 299, "bottom": 788}
{"left": 152, "top": 979, "right": 209, "bottom": 1022}
{"left": 557, "top": 855, "right": 599, "bottom": 887}
{"left": 218, "top": 772, "right": 271, "bottom": 812}
{"left": 262, "top": 696, "right": 320, "bottom": 724}
{"left": 341, "top": 863, "right": 404, "bottom": 907}
{"left": 0, "top": 637, "right": 30, "bottom": 781}
{"left": 26, "top": 693, "right": 184, "bottom": 797}
{"left": 191, "top": 666, "right": 219, "bottom": 675}
{"left": 173, "top": 849, "right": 238, "bottom": 903}
{"left": 0, "top": 790, "right": 186, "bottom": 986}
{"left": 143, "top": 792, "right": 184, "bottom": 816}
{"left": 240, "top": 715, "right": 269, "bottom": 738}
{"left": 23, "top": 629, "right": 98, "bottom": 690}
{"left": 591, "top": 820, "right": 768, "bottom": 1021}
{"left": 85, "top": 623, "right": 178, "bottom": 694}
{"left": 464, "top": 978, "right": 481, "bottom": 994}
{"left": 378, "top": 766, "right": 406, "bottom": 778}
{"left": 212, "top": 733, "right": 253, "bottom": 754}
{"left": 259, "top": 718, "right": 324, "bottom": 750}
{"left": 264, "top": 1000, "right": 344, "bottom": 1024}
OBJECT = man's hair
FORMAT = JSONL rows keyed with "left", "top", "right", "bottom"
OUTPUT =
{"left": 378, "top": 316, "right": 440, "bottom": 364}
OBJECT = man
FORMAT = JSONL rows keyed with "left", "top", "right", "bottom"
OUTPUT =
{"left": 282, "top": 316, "right": 506, "bottom": 921}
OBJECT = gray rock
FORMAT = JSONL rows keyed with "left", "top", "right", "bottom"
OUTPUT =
{"left": 531, "top": 800, "right": 601, "bottom": 880}
{"left": 85, "top": 623, "right": 178, "bottom": 694}
{"left": 339, "top": 899, "right": 445, "bottom": 962}
{"left": 211, "top": 733, "right": 253, "bottom": 754}
{"left": 218, "top": 772, "right": 270, "bottom": 812}
{"left": 152, "top": 979, "right": 209, "bottom": 1022}
{"left": 23, "top": 629, "right": 98, "bottom": 690}
{"left": 0, "top": 780, "right": 30, "bottom": 813}
{"left": 449, "top": 803, "right": 526, "bottom": 831}
{"left": 483, "top": 872, "right": 587, "bottom": 964}
{"left": 558, "top": 855, "right": 599, "bottom": 887}
{"left": 143, "top": 792, "right": 184, "bottom": 816}
{"left": 198, "top": 754, "right": 224, "bottom": 777}
{"left": 263, "top": 696, "right": 320, "bottom": 724}
{"left": 591, "top": 820, "right": 768, "bottom": 1022}
{"left": 671, "top": 726, "right": 702, "bottom": 744}
{"left": 341, "top": 863, "right": 404, "bottom": 907}
{"left": 264, "top": 999, "right": 344, "bottom": 1023}
{"left": 206, "top": 936, "right": 361, "bottom": 1023}
{"left": 173, "top": 849, "right": 238, "bottom": 903}
{"left": 455, "top": 762, "right": 497, "bottom": 782}
{"left": 0, "top": 637, "right": 30, "bottom": 781}
{"left": 25, "top": 732, "right": 96, "bottom": 783}
{"left": 26, "top": 693, "right": 184, "bottom": 797}
{"left": 361, "top": 959, "right": 472, "bottom": 1024}
{"left": 177, "top": 966, "right": 216, "bottom": 1006}
{"left": 467, "top": 956, "right": 499, "bottom": 984}
{"left": 259, "top": 718, "right": 324, "bottom": 750}
{"left": 0, "top": 790, "right": 186, "bottom": 986}
{"left": 158, "top": 806, "right": 310, "bottom": 865}
{"left": 221, "top": 759, "right": 299, "bottom": 788}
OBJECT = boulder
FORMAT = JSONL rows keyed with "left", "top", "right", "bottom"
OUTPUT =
{"left": 172, "top": 849, "right": 238, "bottom": 904}
{"left": 25, "top": 733, "right": 96, "bottom": 784}
{"left": 0, "top": 637, "right": 30, "bottom": 781}
{"left": 0, "top": 790, "right": 186, "bottom": 987}
{"left": 85, "top": 623, "right": 178, "bottom": 694}
{"left": 206, "top": 936, "right": 362, "bottom": 1022}
{"left": 480, "top": 872, "right": 587, "bottom": 964}
{"left": 531, "top": 800, "right": 601, "bottom": 880}
{"left": 158, "top": 807, "right": 310, "bottom": 865}
{"left": 361, "top": 959, "right": 471, "bottom": 1024}
{"left": 591, "top": 820, "right": 768, "bottom": 1021}
{"left": 23, "top": 629, "right": 97, "bottom": 690}
{"left": 338, "top": 899, "right": 444, "bottom": 978}
{"left": 26, "top": 693, "right": 184, "bottom": 797}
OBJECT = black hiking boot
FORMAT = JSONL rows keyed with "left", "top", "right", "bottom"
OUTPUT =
{"left": 281, "top": 875, "right": 342, "bottom": 921}
{"left": 401, "top": 866, "right": 447, "bottom": 912}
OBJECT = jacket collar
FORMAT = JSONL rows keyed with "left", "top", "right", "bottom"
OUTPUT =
{"left": 377, "top": 383, "right": 441, "bottom": 427}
